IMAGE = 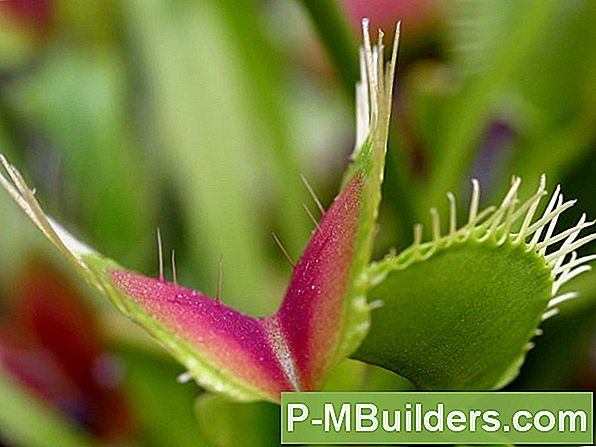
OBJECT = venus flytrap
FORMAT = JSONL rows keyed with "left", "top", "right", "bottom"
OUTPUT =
{"left": 1, "top": 18, "right": 595, "bottom": 407}
{"left": 0, "top": 21, "right": 399, "bottom": 403}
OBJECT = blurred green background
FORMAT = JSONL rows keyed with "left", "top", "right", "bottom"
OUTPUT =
{"left": 0, "top": 0, "right": 594, "bottom": 445}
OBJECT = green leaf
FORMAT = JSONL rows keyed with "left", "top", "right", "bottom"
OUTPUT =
{"left": 357, "top": 240, "right": 550, "bottom": 390}
{"left": 355, "top": 176, "right": 596, "bottom": 390}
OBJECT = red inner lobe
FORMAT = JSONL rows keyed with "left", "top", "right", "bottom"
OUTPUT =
{"left": 275, "top": 171, "right": 363, "bottom": 390}
{"left": 109, "top": 271, "right": 294, "bottom": 399}
{"left": 110, "top": 170, "right": 364, "bottom": 398}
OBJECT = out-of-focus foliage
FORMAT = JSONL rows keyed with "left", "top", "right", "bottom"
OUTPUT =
{"left": 0, "top": 0, "right": 594, "bottom": 445}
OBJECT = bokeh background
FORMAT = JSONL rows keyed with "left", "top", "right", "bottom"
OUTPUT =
{"left": 0, "top": 0, "right": 594, "bottom": 445}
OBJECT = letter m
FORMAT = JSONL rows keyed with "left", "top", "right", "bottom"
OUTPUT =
{"left": 324, "top": 403, "right": 351, "bottom": 432}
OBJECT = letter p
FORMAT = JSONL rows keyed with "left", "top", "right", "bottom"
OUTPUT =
{"left": 287, "top": 403, "right": 309, "bottom": 432}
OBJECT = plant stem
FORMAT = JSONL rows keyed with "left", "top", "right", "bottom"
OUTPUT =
{"left": 298, "top": 0, "right": 359, "bottom": 95}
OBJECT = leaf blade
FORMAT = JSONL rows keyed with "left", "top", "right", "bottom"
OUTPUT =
{"left": 355, "top": 177, "right": 596, "bottom": 390}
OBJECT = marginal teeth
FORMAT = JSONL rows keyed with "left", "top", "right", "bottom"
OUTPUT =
{"left": 447, "top": 192, "right": 457, "bottom": 238}
{"left": 553, "top": 253, "right": 596, "bottom": 275}
{"left": 177, "top": 372, "right": 193, "bottom": 384}
{"left": 542, "top": 308, "right": 560, "bottom": 321}
{"left": 431, "top": 208, "right": 441, "bottom": 241}
{"left": 553, "top": 265, "right": 592, "bottom": 295}
{"left": 546, "top": 233, "right": 596, "bottom": 263}
{"left": 368, "top": 300, "right": 384, "bottom": 310}
{"left": 548, "top": 292, "right": 579, "bottom": 308}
